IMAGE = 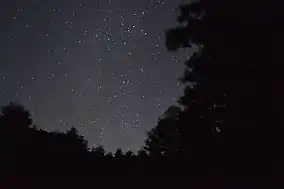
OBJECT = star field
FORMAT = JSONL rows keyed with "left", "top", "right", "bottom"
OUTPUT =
{"left": 0, "top": 0, "right": 190, "bottom": 152}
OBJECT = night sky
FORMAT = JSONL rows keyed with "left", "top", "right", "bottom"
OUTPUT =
{"left": 0, "top": 0, "right": 191, "bottom": 152}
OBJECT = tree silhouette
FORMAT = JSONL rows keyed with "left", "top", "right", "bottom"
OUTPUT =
{"left": 143, "top": 0, "right": 284, "bottom": 175}
{"left": 114, "top": 148, "right": 123, "bottom": 158}
{"left": 0, "top": 102, "right": 95, "bottom": 175}
{"left": 0, "top": 101, "right": 185, "bottom": 176}
{"left": 166, "top": 0, "right": 283, "bottom": 173}
{"left": 65, "top": 127, "right": 88, "bottom": 153}
{"left": 91, "top": 145, "right": 105, "bottom": 157}
{"left": 125, "top": 150, "right": 134, "bottom": 157}
{"left": 0, "top": 102, "right": 36, "bottom": 174}
{"left": 106, "top": 152, "right": 113, "bottom": 158}
{"left": 0, "top": 102, "right": 33, "bottom": 131}
{"left": 144, "top": 106, "right": 180, "bottom": 159}
{"left": 142, "top": 106, "right": 182, "bottom": 175}
{"left": 137, "top": 148, "right": 148, "bottom": 157}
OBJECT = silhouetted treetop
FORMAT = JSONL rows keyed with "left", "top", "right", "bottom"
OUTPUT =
{"left": 0, "top": 102, "right": 32, "bottom": 130}
{"left": 125, "top": 150, "right": 134, "bottom": 157}
{"left": 92, "top": 145, "right": 105, "bottom": 157}
{"left": 144, "top": 109, "right": 180, "bottom": 158}
{"left": 137, "top": 148, "right": 148, "bottom": 157}
{"left": 114, "top": 148, "right": 123, "bottom": 158}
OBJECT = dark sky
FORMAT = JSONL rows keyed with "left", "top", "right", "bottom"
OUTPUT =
{"left": 0, "top": 0, "right": 191, "bottom": 152}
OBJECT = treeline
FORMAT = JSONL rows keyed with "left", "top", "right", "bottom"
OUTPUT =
{"left": 0, "top": 102, "right": 179, "bottom": 176}
{"left": 1, "top": 0, "right": 283, "bottom": 177}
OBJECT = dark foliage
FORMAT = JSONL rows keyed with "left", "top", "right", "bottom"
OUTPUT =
{"left": 0, "top": 102, "right": 167, "bottom": 176}
{"left": 161, "top": 0, "right": 283, "bottom": 175}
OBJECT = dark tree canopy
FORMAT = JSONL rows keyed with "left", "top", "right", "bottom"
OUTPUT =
{"left": 92, "top": 145, "right": 106, "bottom": 157}
{"left": 114, "top": 148, "right": 123, "bottom": 158}
{"left": 0, "top": 102, "right": 33, "bottom": 130}
{"left": 144, "top": 106, "right": 180, "bottom": 158}
{"left": 144, "top": 0, "right": 284, "bottom": 175}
